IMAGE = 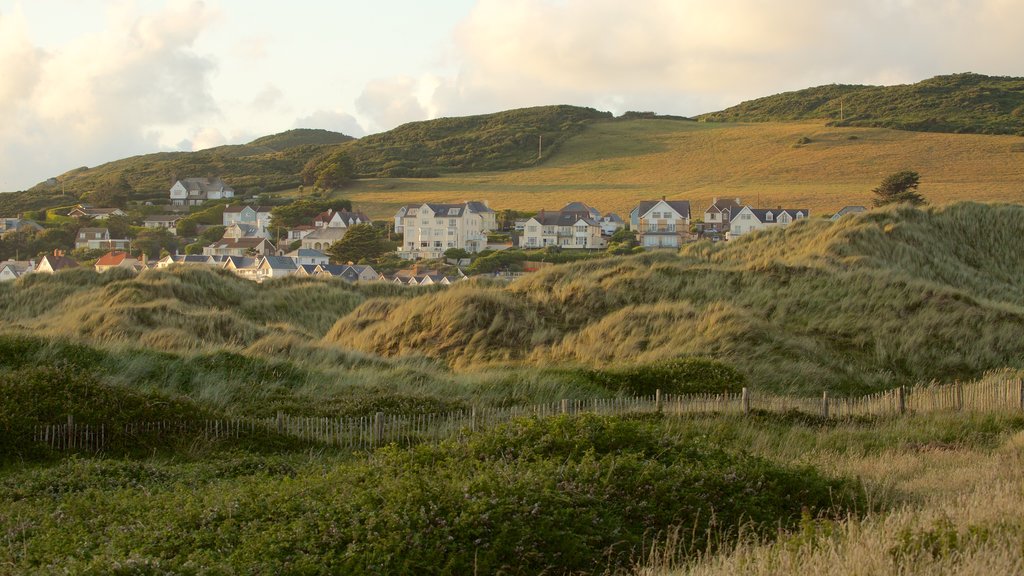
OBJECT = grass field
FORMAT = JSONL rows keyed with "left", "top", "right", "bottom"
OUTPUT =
{"left": 300, "top": 119, "right": 1024, "bottom": 219}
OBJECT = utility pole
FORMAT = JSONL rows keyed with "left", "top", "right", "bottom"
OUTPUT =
{"left": 538, "top": 135, "right": 543, "bottom": 160}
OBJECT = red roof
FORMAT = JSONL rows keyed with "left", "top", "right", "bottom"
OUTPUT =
{"left": 95, "top": 251, "right": 132, "bottom": 266}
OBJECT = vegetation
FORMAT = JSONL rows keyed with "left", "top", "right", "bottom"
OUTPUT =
{"left": 325, "top": 223, "right": 391, "bottom": 263}
{"left": 873, "top": 170, "right": 925, "bottom": 207}
{"left": 699, "top": 73, "right": 1024, "bottom": 136}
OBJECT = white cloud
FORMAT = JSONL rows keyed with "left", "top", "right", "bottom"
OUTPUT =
{"left": 355, "top": 77, "right": 429, "bottom": 132}
{"left": 293, "top": 110, "right": 366, "bottom": 138}
{"left": 0, "top": 0, "right": 220, "bottom": 190}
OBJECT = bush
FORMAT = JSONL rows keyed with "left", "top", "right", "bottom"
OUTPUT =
{"left": 584, "top": 357, "right": 747, "bottom": 396}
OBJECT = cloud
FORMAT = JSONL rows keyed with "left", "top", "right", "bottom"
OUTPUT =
{"left": 293, "top": 110, "right": 366, "bottom": 137}
{"left": 411, "top": 0, "right": 1024, "bottom": 121}
{"left": 0, "top": 0, "right": 220, "bottom": 190}
{"left": 355, "top": 77, "right": 429, "bottom": 132}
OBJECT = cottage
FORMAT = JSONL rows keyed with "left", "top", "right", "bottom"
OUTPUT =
{"left": 169, "top": 177, "right": 234, "bottom": 206}
{"left": 34, "top": 251, "right": 80, "bottom": 273}
{"left": 0, "top": 260, "right": 34, "bottom": 282}
{"left": 67, "top": 206, "right": 126, "bottom": 219}
{"left": 253, "top": 256, "right": 298, "bottom": 280}
{"left": 143, "top": 215, "right": 182, "bottom": 233}
{"left": 94, "top": 251, "right": 144, "bottom": 273}
{"left": 155, "top": 254, "right": 218, "bottom": 269}
{"left": 285, "top": 248, "right": 330, "bottom": 266}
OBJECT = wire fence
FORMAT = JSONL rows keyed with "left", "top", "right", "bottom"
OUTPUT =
{"left": 34, "top": 378, "right": 1024, "bottom": 454}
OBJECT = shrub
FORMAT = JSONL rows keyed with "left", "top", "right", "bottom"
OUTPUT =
{"left": 584, "top": 357, "right": 747, "bottom": 396}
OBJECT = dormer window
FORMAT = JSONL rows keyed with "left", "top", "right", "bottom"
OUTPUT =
{"left": 796, "top": 212, "right": 805, "bottom": 219}
{"left": 766, "top": 212, "right": 774, "bottom": 221}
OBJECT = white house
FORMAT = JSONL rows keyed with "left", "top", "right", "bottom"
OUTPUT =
{"left": 222, "top": 205, "right": 273, "bottom": 238}
{"left": 170, "top": 177, "right": 235, "bottom": 206}
{"left": 34, "top": 251, "right": 80, "bottom": 273}
{"left": 143, "top": 215, "right": 182, "bottom": 233}
{"left": 399, "top": 201, "right": 496, "bottom": 259}
{"left": 253, "top": 256, "right": 298, "bottom": 281}
{"left": 521, "top": 209, "right": 605, "bottom": 250}
{"left": 728, "top": 207, "right": 809, "bottom": 238}
{"left": 155, "top": 254, "right": 219, "bottom": 269}
{"left": 394, "top": 204, "right": 422, "bottom": 234}
{"left": 0, "top": 218, "right": 42, "bottom": 234}
{"left": 75, "top": 227, "right": 130, "bottom": 251}
{"left": 203, "top": 237, "right": 276, "bottom": 257}
{"left": 0, "top": 260, "right": 34, "bottom": 282}
{"left": 313, "top": 209, "right": 370, "bottom": 229}
{"left": 285, "top": 248, "right": 330, "bottom": 266}
{"left": 598, "top": 213, "right": 624, "bottom": 236}
{"left": 300, "top": 227, "right": 348, "bottom": 251}
{"left": 633, "top": 198, "right": 692, "bottom": 248}
{"left": 67, "top": 206, "right": 126, "bottom": 220}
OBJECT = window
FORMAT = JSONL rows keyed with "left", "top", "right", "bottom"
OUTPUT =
{"left": 741, "top": 214, "right": 751, "bottom": 220}
{"left": 796, "top": 212, "right": 805, "bottom": 219}
{"left": 527, "top": 225, "right": 538, "bottom": 233}
{"left": 766, "top": 212, "right": 773, "bottom": 221}
{"left": 448, "top": 208, "right": 460, "bottom": 216}
{"left": 449, "top": 219, "right": 457, "bottom": 226}
{"left": 575, "top": 225, "right": 587, "bottom": 233}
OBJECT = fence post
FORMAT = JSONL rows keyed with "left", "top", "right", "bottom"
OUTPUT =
{"left": 373, "top": 412, "right": 384, "bottom": 448}
{"left": 276, "top": 411, "right": 284, "bottom": 434}
{"left": 471, "top": 407, "right": 477, "bottom": 433}
{"left": 1019, "top": 379, "right": 1024, "bottom": 412}
{"left": 821, "top": 391, "right": 830, "bottom": 419}
{"left": 741, "top": 387, "right": 750, "bottom": 415}
{"left": 560, "top": 399, "right": 568, "bottom": 415}
{"left": 67, "top": 414, "right": 75, "bottom": 449}
{"left": 898, "top": 386, "right": 906, "bottom": 415}
{"left": 655, "top": 389, "right": 662, "bottom": 413}
{"left": 957, "top": 383, "right": 964, "bottom": 411}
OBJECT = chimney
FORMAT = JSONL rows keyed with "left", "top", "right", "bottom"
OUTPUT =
{"left": 661, "top": 195, "right": 666, "bottom": 201}
{"left": 735, "top": 198, "right": 741, "bottom": 204}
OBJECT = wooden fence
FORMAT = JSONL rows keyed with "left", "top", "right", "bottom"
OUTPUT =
{"left": 34, "top": 378, "right": 1024, "bottom": 454}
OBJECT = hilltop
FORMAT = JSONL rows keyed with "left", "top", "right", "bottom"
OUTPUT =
{"left": 699, "top": 73, "right": 1024, "bottom": 135}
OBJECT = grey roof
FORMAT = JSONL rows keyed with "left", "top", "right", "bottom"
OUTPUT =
{"left": 222, "top": 256, "right": 257, "bottom": 269}
{"left": 259, "top": 256, "right": 298, "bottom": 271}
{"left": 831, "top": 206, "right": 867, "bottom": 220}
{"left": 290, "top": 248, "right": 328, "bottom": 258}
{"left": 601, "top": 213, "right": 624, "bottom": 223}
{"left": 297, "top": 264, "right": 320, "bottom": 275}
{"left": 178, "top": 177, "right": 233, "bottom": 193}
{"left": 223, "top": 204, "right": 271, "bottom": 214}
{"left": 423, "top": 202, "right": 493, "bottom": 217}
{"left": 318, "top": 264, "right": 350, "bottom": 276}
{"left": 636, "top": 200, "right": 691, "bottom": 220}
{"left": 706, "top": 198, "right": 743, "bottom": 213}
{"left": 559, "top": 202, "right": 600, "bottom": 218}
{"left": 464, "top": 201, "right": 494, "bottom": 213}
{"left": 735, "top": 208, "right": 809, "bottom": 223}
{"left": 303, "top": 227, "right": 347, "bottom": 241}
{"left": 207, "top": 237, "right": 272, "bottom": 250}
{"left": 314, "top": 209, "right": 370, "bottom": 226}
{"left": 532, "top": 210, "right": 600, "bottom": 227}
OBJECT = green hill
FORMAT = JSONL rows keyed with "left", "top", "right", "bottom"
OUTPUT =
{"left": 699, "top": 73, "right": 1024, "bottom": 135}
{"left": 247, "top": 128, "right": 354, "bottom": 151}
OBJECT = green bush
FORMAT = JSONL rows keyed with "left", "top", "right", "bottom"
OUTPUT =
{"left": 585, "top": 357, "right": 747, "bottom": 396}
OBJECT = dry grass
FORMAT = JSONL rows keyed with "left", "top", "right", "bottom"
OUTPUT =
{"left": 643, "top": 421, "right": 1024, "bottom": 576}
{"left": 290, "top": 120, "right": 1024, "bottom": 218}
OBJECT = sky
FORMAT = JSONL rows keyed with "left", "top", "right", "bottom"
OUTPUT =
{"left": 2, "top": 0, "right": 1024, "bottom": 191}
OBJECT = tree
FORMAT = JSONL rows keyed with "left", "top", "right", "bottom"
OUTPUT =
{"left": 84, "top": 172, "right": 133, "bottom": 208}
{"left": 303, "top": 151, "right": 355, "bottom": 190}
{"left": 326, "top": 224, "right": 389, "bottom": 263}
{"left": 134, "top": 228, "right": 178, "bottom": 259}
{"left": 873, "top": 171, "right": 926, "bottom": 207}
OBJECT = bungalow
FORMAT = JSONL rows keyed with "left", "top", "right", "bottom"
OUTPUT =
{"left": 94, "top": 251, "right": 144, "bottom": 273}
{"left": 0, "top": 260, "right": 34, "bottom": 282}
{"left": 203, "top": 237, "right": 276, "bottom": 257}
{"left": 632, "top": 198, "right": 692, "bottom": 248}
{"left": 830, "top": 206, "right": 867, "bottom": 221}
{"left": 319, "top": 264, "right": 380, "bottom": 282}
{"left": 154, "top": 254, "right": 218, "bottom": 269}
{"left": 521, "top": 209, "right": 605, "bottom": 250}
{"left": 143, "top": 215, "right": 182, "bottom": 233}
{"left": 253, "top": 256, "right": 298, "bottom": 281}
{"left": 34, "top": 251, "right": 80, "bottom": 273}
{"left": 285, "top": 248, "right": 330, "bottom": 266}
{"left": 728, "top": 206, "right": 809, "bottom": 238}
{"left": 295, "top": 264, "right": 321, "bottom": 277}
{"left": 75, "top": 228, "right": 130, "bottom": 251}
{"left": 222, "top": 205, "right": 273, "bottom": 238}
{"left": 703, "top": 198, "right": 743, "bottom": 233}
{"left": 169, "top": 177, "right": 234, "bottom": 206}
{"left": 67, "top": 206, "right": 126, "bottom": 219}
{"left": 0, "top": 218, "right": 43, "bottom": 234}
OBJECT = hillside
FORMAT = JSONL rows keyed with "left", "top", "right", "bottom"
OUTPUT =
{"left": 324, "top": 202, "right": 1024, "bottom": 393}
{"left": 330, "top": 119, "right": 1024, "bottom": 219}
{"left": 699, "top": 73, "right": 1024, "bottom": 135}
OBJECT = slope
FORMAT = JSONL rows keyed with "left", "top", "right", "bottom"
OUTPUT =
{"left": 699, "top": 73, "right": 1024, "bottom": 135}
{"left": 323, "top": 202, "right": 1024, "bottom": 393}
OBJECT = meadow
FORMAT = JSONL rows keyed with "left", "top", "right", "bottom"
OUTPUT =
{"left": 312, "top": 119, "right": 1024, "bottom": 218}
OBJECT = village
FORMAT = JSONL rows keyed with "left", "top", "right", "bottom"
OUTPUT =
{"left": 0, "top": 176, "right": 864, "bottom": 284}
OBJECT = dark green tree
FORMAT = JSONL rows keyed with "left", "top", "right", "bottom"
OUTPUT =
{"left": 133, "top": 228, "right": 178, "bottom": 259}
{"left": 873, "top": 171, "right": 926, "bottom": 207}
{"left": 326, "top": 224, "right": 389, "bottom": 264}
{"left": 84, "top": 173, "right": 133, "bottom": 208}
{"left": 270, "top": 199, "right": 352, "bottom": 229}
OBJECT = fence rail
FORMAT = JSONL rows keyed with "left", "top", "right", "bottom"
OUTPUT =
{"left": 34, "top": 378, "right": 1024, "bottom": 454}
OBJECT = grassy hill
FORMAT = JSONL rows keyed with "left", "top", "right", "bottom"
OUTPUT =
{"left": 324, "top": 202, "right": 1024, "bottom": 393}
{"left": 324, "top": 118, "right": 1024, "bottom": 219}
{"left": 699, "top": 73, "right": 1024, "bottom": 135}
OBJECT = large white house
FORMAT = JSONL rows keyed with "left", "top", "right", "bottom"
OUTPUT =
{"left": 632, "top": 199, "right": 692, "bottom": 248}
{"left": 521, "top": 209, "right": 605, "bottom": 250}
{"left": 399, "top": 202, "right": 496, "bottom": 259}
{"left": 170, "top": 178, "right": 235, "bottom": 206}
{"left": 222, "top": 205, "right": 273, "bottom": 238}
{"left": 728, "top": 206, "right": 809, "bottom": 238}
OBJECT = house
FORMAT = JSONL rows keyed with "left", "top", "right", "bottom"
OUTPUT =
{"left": 300, "top": 227, "right": 348, "bottom": 251}
{"left": 830, "top": 206, "right": 867, "bottom": 221}
{"left": 67, "top": 205, "right": 126, "bottom": 219}
{"left": 143, "top": 215, "right": 182, "bottom": 233}
{"left": 169, "top": 177, "right": 235, "bottom": 206}
{"left": 253, "top": 256, "right": 298, "bottom": 281}
{"left": 287, "top": 225, "right": 317, "bottom": 241}
{"left": 75, "top": 227, "right": 130, "bottom": 251}
{"left": 34, "top": 250, "right": 80, "bottom": 273}
{"left": 398, "top": 201, "right": 496, "bottom": 259}
{"left": 598, "top": 213, "right": 625, "bottom": 236}
{"left": 154, "top": 254, "right": 218, "bottom": 269}
{"left": 223, "top": 222, "right": 262, "bottom": 239}
{"left": 0, "top": 260, "right": 34, "bottom": 282}
{"left": 558, "top": 202, "right": 601, "bottom": 220}
{"left": 394, "top": 204, "right": 422, "bottom": 234}
{"left": 313, "top": 209, "right": 370, "bottom": 229}
{"left": 633, "top": 198, "right": 692, "bottom": 248}
{"left": 285, "top": 248, "right": 330, "bottom": 266}
{"left": 521, "top": 209, "right": 606, "bottom": 250}
{"left": 295, "top": 264, "right": 321, "bottom": 277}
{"left": 222, "top": 205, "right": 273, "bottom": 238}
{"left": 0, "top": 218, "right": 43, "bottom": 234}
{"left": 315, "top": 264, "right": 379, "bottom": 282}
{"left": 94, "top": 251, "right": 143, "bottom": 273}
{"left": 202, "top": 237, "right": 276, "bottom": 257}
{"left": 728, "top": 207, "right": 809, "bottom": 238}
{"left": 703, "top": 198, "right": 744, "bottom": 233}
